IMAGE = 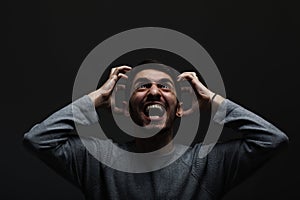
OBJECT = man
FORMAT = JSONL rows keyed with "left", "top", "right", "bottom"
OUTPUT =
{"left": 23, "top": 61, "right": 288, "bottom": 199}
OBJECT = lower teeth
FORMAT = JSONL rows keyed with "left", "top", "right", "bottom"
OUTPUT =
{"left": 149, "top": 116, "right": 160, "bottom": 119}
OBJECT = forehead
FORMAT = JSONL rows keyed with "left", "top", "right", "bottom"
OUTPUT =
{"left": 132, "top": 69, "right": 174, "bottom": 83}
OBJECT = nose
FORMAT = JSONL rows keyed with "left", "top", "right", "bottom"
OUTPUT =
{"left": 147, "top": 83, "right": 161, "bottom": 100}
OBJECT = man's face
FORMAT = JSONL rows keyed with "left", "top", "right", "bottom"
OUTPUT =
{"left": 128, "top": 69, "right": 182, "bottom": 131}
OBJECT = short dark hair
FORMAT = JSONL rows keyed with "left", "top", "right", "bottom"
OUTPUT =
{"left": 124, "top": 59, "right": 182, "bottom": 101}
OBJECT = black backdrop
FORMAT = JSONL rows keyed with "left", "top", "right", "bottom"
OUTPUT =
{"left": 4, "top": 0, "right": 299, "bottom": 199}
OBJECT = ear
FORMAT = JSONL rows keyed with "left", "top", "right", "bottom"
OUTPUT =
{"left": 180, "top": 86, "right": 198, "bottom": 116}
{"left": 122, "top": 101, "right": 130, "bottom": 117}
{"left": 111, "top": 84, "right": 126, "bottom": 114}
{"left": 176, "top": 102, "right": 184, "bottom": 117}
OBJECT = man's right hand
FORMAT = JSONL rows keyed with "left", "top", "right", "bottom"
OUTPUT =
{"left": 88, "top": 66, "right": 132, "bottom": 108}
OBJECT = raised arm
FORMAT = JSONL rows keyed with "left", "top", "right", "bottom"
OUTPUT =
{"left": 177, "top": 71, "right": 289, "bottom": 197}
{"left": 212, "top": 99, "right": 288, "bottom": 193}
{"left": 23, "top": 66, "right": 131, "bottom": 187}
{"left": 24, "top": 66, "right": 131, "bottom": 150}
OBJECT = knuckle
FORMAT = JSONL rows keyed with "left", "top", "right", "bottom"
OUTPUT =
{"left": 111, "top": 74, "right": 118, "bottom": 79}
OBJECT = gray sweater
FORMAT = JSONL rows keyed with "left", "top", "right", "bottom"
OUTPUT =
{"left": 23, "top": 96, "right": 288, "bottom": 200}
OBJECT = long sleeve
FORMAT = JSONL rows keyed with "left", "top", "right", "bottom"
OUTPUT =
{"left": 23, "top": 95, "right": 99, "bottom": 150}
{"left": 214, "top": 99, "right": 289, "bottom": 147}
{"left": 196, "top": 99, "right": 289, "bottom": 197}
{"left": 23, "top": 96, "right": 289, "bottom": 199}
{"left": 23, "top": 95, "right": 111, "bottom": 190}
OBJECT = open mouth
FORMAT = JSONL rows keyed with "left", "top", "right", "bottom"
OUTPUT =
{"left": 144, "top": 104, "right": 166, "bottom": 120}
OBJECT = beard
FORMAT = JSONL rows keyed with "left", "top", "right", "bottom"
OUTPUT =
{"left": 129, "top": 103, "right": 176, "bottom": 134}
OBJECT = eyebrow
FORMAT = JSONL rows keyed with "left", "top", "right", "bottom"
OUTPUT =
{"left": 133, "top": 78, "right": 175, "bottom": 86}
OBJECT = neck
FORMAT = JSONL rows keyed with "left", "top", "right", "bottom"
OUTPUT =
{"left": 134, "top": 128, "right": 174, "bottom": 154}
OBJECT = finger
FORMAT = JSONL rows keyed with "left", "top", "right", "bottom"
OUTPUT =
{"left": 190, "top": 72, "right": 197, "bottom": 78}
{"left": 118, "top": 73, "right": 128, "bottom": 79}
{"left": 117, "top": 65, "right": 132, "bottom": 72}
{"left": 110, "top": 68, "right": 117, "bottom": 76}
{"left": 111, "top": 65, "right": 132, "bottom": 76}
{"left": 177, "top": 72, "right": 198, "bottom": 81}
{"left": 177, "top": 73, "right": 196, "bottom": 82}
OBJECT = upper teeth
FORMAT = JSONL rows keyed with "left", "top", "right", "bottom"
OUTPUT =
{"left": 146, "top": 104, "right": 164, "bottom": 112}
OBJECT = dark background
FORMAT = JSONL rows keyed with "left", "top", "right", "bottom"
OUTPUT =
{"left": 4, "top": 0, "right": 299, "bottom": 199}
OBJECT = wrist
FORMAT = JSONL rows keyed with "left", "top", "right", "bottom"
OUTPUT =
{"left": 211, "top": 93, "right": 225, "bottom": 105}
{"left": 210, "top": 93, "right": 225, "bottom": 115}
{"left": 88, "top": 91, "right": 102, "bottom": 107}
